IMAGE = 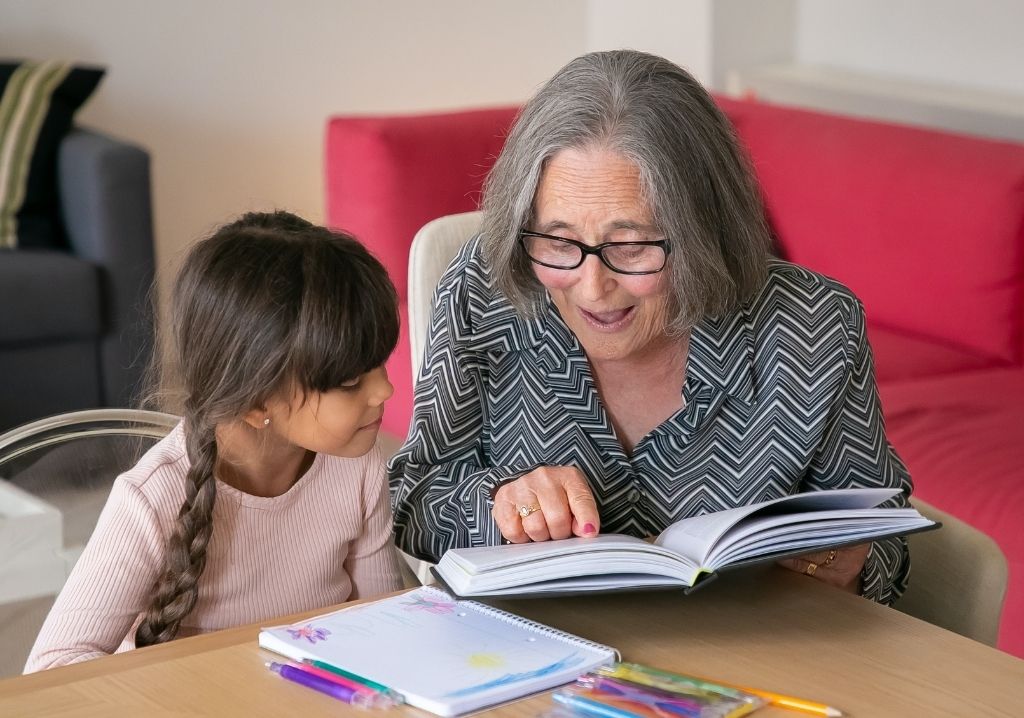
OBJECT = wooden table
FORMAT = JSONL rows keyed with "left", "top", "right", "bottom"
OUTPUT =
{"left": 2, "top": 566, "right": 1022, "bottom": 717}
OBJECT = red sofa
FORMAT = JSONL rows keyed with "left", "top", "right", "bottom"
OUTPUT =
{"left": 325, "top": 98, "right": 1024, "bottom": 656}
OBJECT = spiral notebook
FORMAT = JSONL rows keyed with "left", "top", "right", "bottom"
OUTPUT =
{"left": 258, "top": 586, "right": 618, "bottom": 716}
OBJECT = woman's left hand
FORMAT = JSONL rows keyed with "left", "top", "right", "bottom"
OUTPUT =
{"left": 777, "top": 543, "right": 870, "bottom": 593}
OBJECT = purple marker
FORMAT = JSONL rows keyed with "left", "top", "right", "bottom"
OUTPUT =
{"left": 266, "top": 662, "right": 389, "bottom": 708}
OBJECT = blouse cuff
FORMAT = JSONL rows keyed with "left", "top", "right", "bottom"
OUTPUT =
{"left": 454, "top": 465, "right": 544, "bottom": 547}
{"left": 859, "top": 537, "right": 909, "bottom": 606}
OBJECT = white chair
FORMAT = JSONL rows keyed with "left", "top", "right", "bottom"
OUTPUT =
{"left": 400, "top": 211, "right": 485, "bottom": 585}
{"left": 894, "top": 498, "right": 1008, "bottom": 647}
{"left": 0, "top": 408, "right": 179, "bottom": 677}
{"left": 408, "top": 211, "right": 485, "bottom": 371}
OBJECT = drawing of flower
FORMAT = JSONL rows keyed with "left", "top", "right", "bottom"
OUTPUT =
{"left": 287, "top": 624, "right": 331, "bottom": 644}
{"left": 400, "top": 594, "right": 456, "bottom": 614}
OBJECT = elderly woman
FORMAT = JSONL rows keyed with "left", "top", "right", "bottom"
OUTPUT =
{"left": 389, "top": 50, "right": 912, "bottom": 604}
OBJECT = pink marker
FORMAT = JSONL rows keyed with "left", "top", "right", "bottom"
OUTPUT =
{"left": 294, "top": 662, "right": 377, "bottom": 696}
{"left": 266, "top": 662, "right": 395, "bottom": 708}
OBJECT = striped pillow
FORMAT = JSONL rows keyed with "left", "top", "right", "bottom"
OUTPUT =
{"left": 0, "top": 61, "right": 104, "bottom": 249}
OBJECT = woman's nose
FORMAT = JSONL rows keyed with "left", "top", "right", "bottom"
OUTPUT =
{"left": 576, "top": 253, "right": 615, "bottom": 300}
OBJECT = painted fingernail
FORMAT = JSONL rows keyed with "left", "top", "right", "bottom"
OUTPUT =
{"left": 583, "top": 523, "right": 595, "bottom": 534}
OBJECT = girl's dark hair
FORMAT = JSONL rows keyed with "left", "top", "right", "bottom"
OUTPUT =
{"left": 134, "top": 210, "right": 398, "bottom": 647}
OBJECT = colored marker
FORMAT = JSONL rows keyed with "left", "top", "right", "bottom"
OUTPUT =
{"left": 265, "top": 662, "right": 394, "bottom": 708}
{"left": 599, "top": 664, "right": 753, "bottom": 701}
{"left": 292, "top": 662, "right": 397, "bottom": 703}
{"left": 553, "top": 689, "right": 652, "bottom": 718}
{"left": 608, "top": 663, "right": 843, "bottom": 717}
{"left": 301, "top": 658, "right": 405, "bottom": 704}
{"left": 578, "top": 674, "right": 706, "bottom": 716}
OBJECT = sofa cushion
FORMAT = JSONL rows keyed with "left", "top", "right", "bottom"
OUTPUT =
{"left": 879, "top": 368, "right": 1024, "bottom": 655}
{"left": 0, "top": 340, "right": 102, "bottom": 428}
{"left": 0, "top": 249, "right": 100, "bottom": 343}
{"left": 868, "top": 323, "right": 1009, "bottom": 383}
{"left": 325, "top": 106, "right": 518, "bottom": 301}
{"left": 718, "top": 97, "right": 1024, "bottom": 366}
{"left": 0, "top": 61, "right": 104, "bottom": 250}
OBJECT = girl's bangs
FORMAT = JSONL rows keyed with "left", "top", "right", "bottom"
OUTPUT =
{"left": 287, "top": 246, "right": 399, "bottom": 393}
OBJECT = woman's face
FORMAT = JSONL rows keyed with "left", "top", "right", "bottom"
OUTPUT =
{"left": 530, "top": 146, "right": 672, "bottom": 363}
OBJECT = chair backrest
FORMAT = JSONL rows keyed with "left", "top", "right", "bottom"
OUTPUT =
{"left": 399, "top": 211, "right": 484, "bottom": 586}
{"left": 0, "top": 408, "right": 179, "bottom": 678}
{"left": 408, "top": 211, "right": 484, "bottom": 378}
{"left": 895, "top": 498, "right": 1008, "bottom": 646}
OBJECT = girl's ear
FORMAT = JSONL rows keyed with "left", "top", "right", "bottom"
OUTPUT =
{"left": 242, "top": 407, "right": 270, "bottom": 430}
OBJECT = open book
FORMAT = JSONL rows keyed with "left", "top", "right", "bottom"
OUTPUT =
{"left": 434, "top": 487, "right": 938, "bottom": 598}
{"left": 258, "top": 586, "right": 617, "bottom": 716}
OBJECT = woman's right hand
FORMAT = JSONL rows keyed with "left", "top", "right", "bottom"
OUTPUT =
{"left": 491, "top": 466, "right": 600, "bottom": 543}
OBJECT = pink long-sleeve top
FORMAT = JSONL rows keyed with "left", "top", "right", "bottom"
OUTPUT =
{"left": 25, "top": 422, "right": 403, "bottom": 672}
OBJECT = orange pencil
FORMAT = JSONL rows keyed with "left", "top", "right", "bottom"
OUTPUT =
{"left": 730, "top": 684, "right": 843, "bottom": 717}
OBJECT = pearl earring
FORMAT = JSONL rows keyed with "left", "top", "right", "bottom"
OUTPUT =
{"left": 263, "top": 418, "right": 271, "bottom": 426}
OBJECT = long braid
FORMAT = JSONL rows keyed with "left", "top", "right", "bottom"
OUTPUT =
{"left": 135, "top": 421, "right": 218, "bottom": 647}
{"left": 130, "top": 210, "right": 399, "bottom": 648}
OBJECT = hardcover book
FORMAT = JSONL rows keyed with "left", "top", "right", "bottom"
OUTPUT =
{"left": 434, "top": 488, "right": 937, "bottom": 598}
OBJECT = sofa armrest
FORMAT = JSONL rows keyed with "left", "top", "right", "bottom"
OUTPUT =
{"left": 57, "top": 128, "right": 155, "bottom": 407}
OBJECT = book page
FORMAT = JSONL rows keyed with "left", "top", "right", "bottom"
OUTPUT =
{"left": 443, "top": 534, "right": 653, "bottom": 572}
{"left": 654, "top": 487, "right": 902, "bottom": 564}
{"left": 701, "top": 508, "right": 930, "bottom": 568}
{"left": 438, "top": 535, "right": 699, "bottom": 594}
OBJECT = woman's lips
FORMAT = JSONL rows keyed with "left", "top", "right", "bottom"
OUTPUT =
{"left": 579, "top": 306, "right": 635, "bottom": 331}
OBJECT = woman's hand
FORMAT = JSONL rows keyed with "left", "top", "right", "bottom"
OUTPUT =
{"left": 492, "top": 466, "right": 600, "bottom": 543}
{"left": 777, "top": 543, "right": 871, "bottom": 593}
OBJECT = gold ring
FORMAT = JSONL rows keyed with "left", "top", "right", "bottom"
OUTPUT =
{"left": 517, "top": 504, "right": 541, "bottom": 519}
{"left": 804, "top": 561, "right": 818, "bottom": 576}
{"left": 823, "top": 549, "right": 838, "bottom": 566}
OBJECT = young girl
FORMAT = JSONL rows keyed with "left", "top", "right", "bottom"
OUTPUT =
{"left": 25, "top": 211, "right": 404, "bottom": 671}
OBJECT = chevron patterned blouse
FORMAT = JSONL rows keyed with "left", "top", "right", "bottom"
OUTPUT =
{"left": 389, "top": 237, "right": 912, "bottom": 605}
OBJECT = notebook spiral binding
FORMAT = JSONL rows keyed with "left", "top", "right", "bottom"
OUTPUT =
{"left": 421, "top": 586, "right": 621, "bottom": 661}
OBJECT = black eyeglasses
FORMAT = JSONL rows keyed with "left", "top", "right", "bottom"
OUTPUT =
{"left": 518, "top": 230, "right": 671, "bottom": 275}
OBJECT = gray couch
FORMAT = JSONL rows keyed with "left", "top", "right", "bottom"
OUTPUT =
{"left": 0, "top": 129, "right": 155, "bottom": 430}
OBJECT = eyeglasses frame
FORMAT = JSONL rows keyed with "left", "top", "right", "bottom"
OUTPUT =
{"left": 517, "top": 230, "right": 672, "bottom": 275}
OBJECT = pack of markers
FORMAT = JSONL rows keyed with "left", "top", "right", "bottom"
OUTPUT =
{"left": 548, "top": 662, "right": 766, "bottom": 718}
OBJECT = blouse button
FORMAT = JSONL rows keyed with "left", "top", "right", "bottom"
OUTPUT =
{"left": 627, "top": 488, "right": 641, "bottom": 504}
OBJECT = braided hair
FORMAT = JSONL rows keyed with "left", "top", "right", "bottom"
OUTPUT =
{"left": 135, "top": 211, "right": 398, "bottom": 646}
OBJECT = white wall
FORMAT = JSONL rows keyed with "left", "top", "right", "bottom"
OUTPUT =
{"left": 585, "top": 0, "right": 713, "bottom": 84}
{"left": 583, "top": 0, "right": 797, "bottom": 91}
{"left": 710, "top": 0, "right": 795, "bottom": 90}
{"left": 0, "top": 0, "right": 588, "bottom": 295}
{"left": 5, "top": 0, "right": 1021, "bottom": 298}
{"left": 796, "top": 0, "right": 1024, "bottom": 95}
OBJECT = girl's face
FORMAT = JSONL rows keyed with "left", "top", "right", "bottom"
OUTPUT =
{"left": 263, "top": 365, "right": 394, "bottom": 458}
{"left": 530, "top": 146, "right": 672, "bottom": 364}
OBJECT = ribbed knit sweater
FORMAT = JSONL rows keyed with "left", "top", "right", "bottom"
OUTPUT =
{"left": 25, "top": 422, "right": 402, "bottom": 672}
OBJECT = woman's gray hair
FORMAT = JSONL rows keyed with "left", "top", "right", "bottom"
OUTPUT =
{"left": 481, "top": 49, "right": 770, "bottom": 334}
